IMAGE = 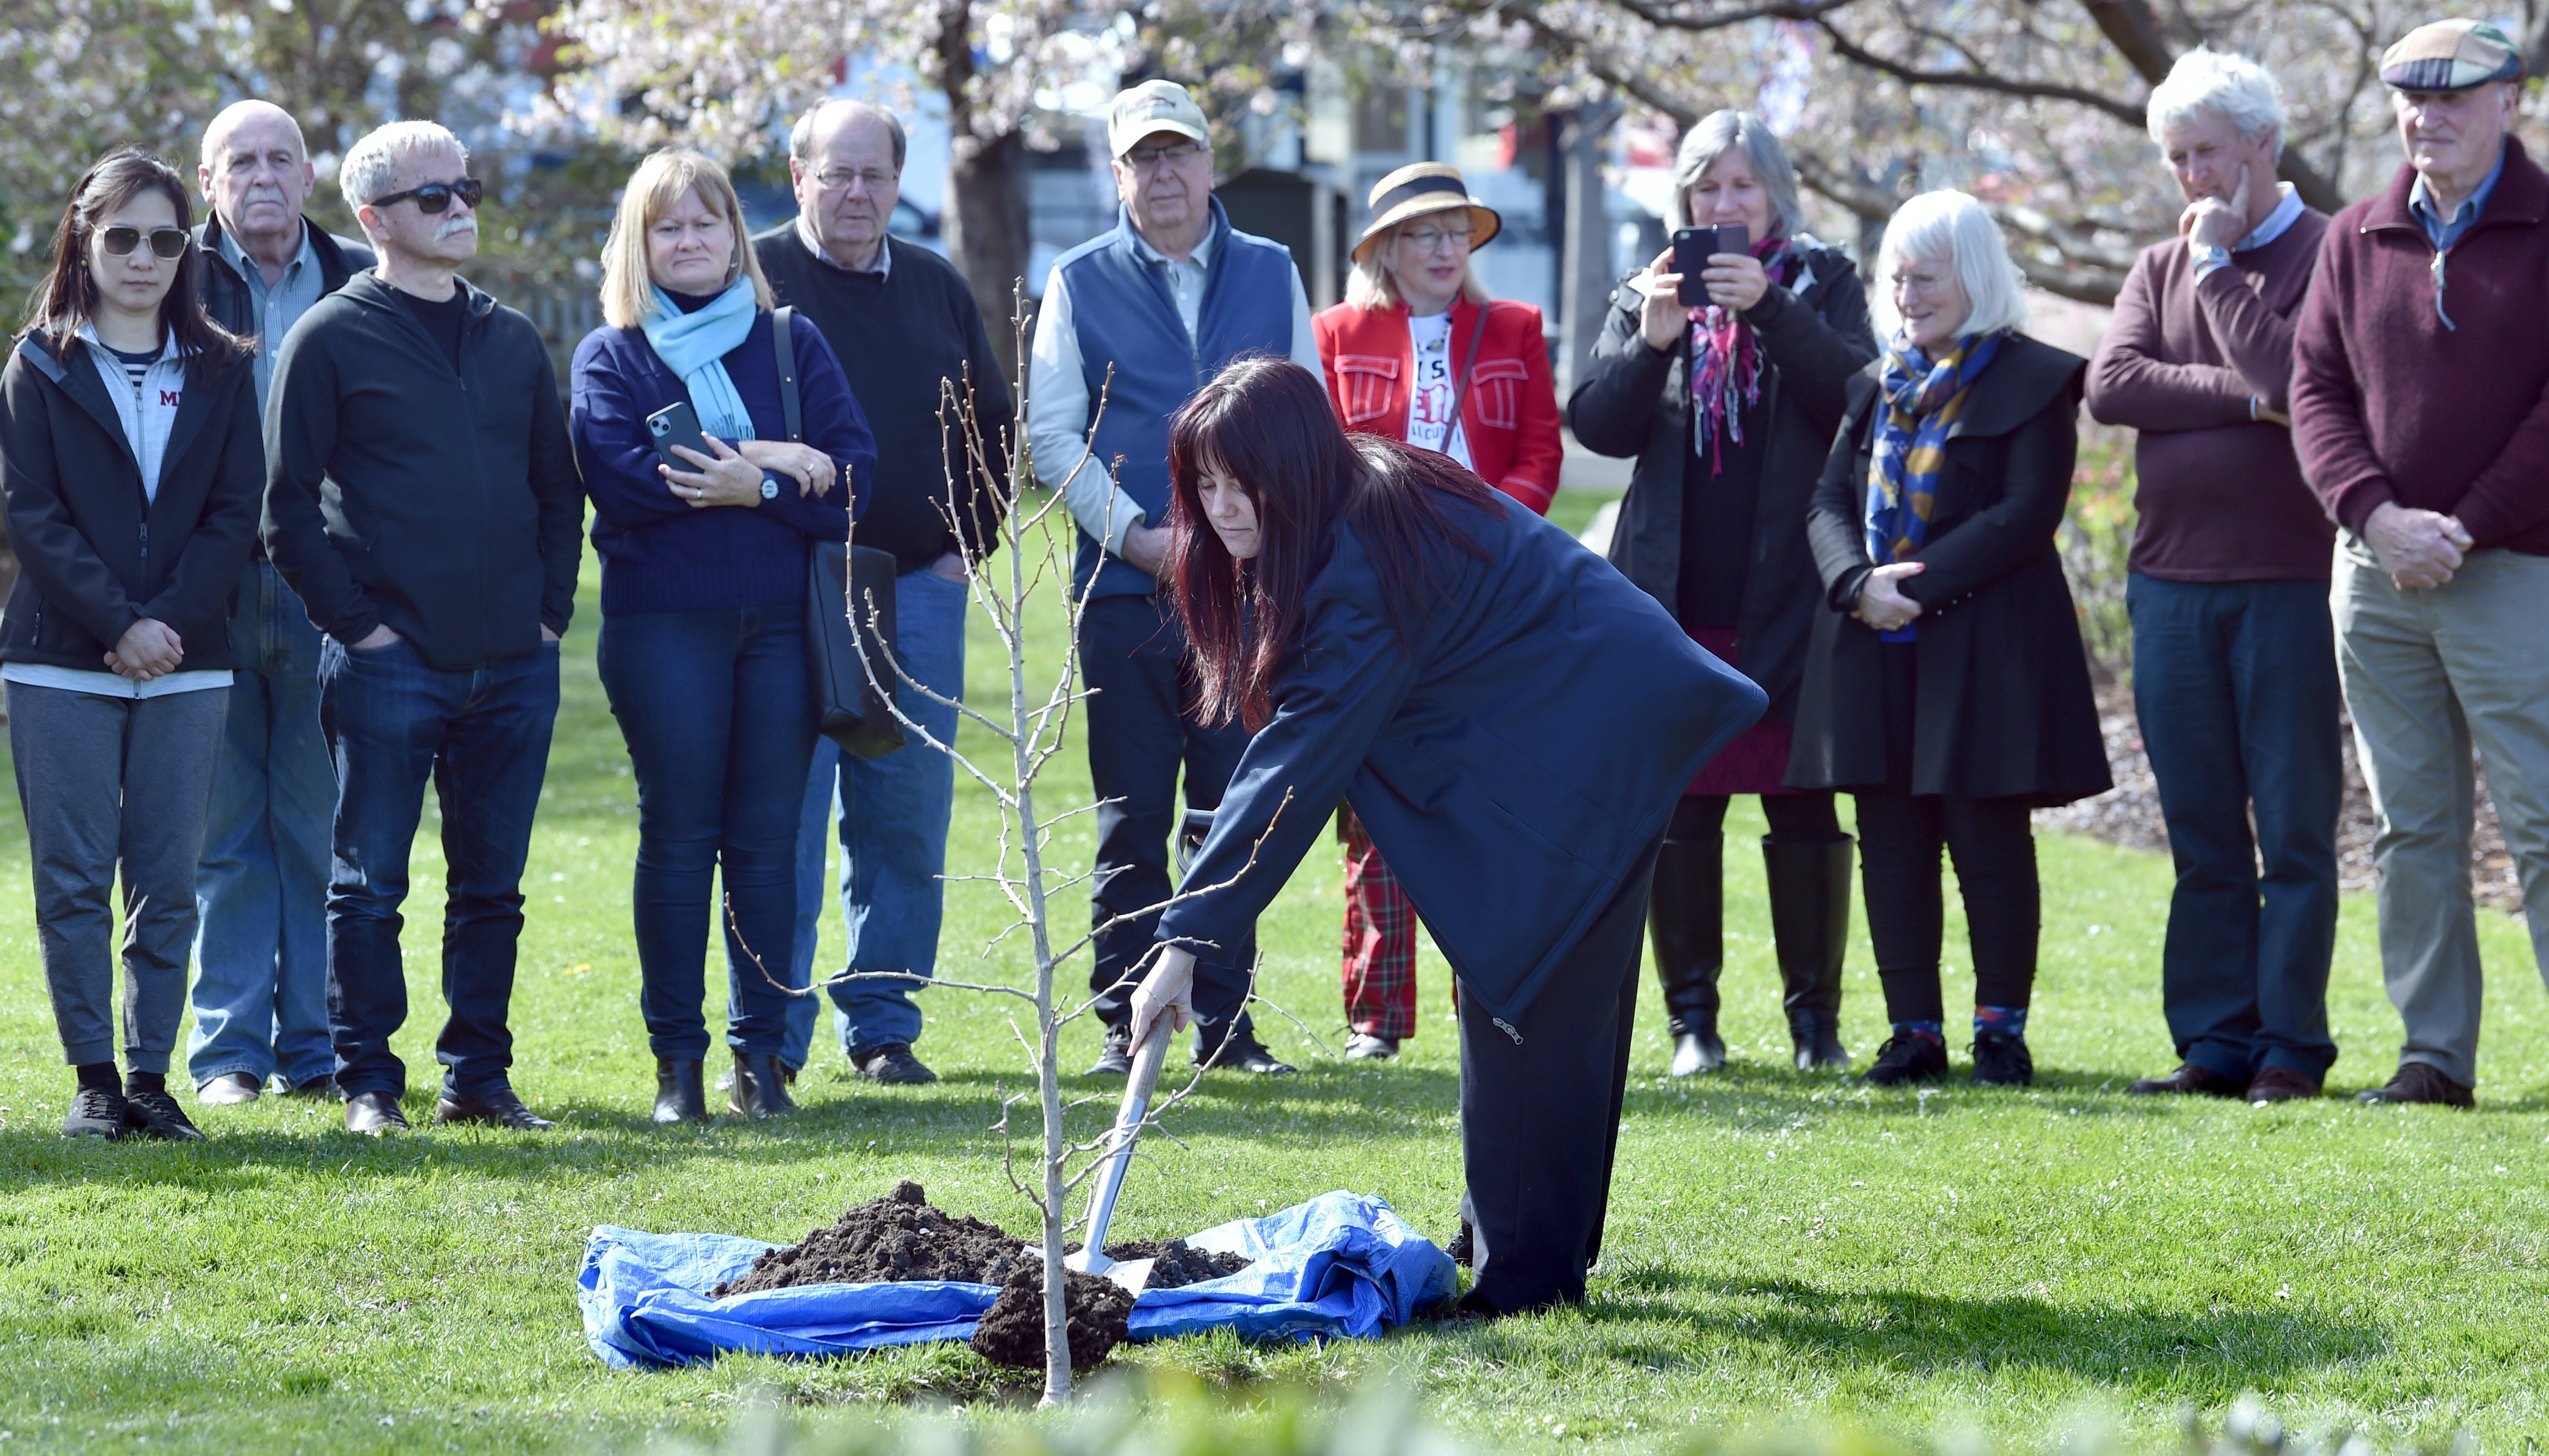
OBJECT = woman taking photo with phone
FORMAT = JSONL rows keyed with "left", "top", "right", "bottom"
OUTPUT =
{"left": 1, "top": 147, "right": 263, "bottom": 1141}
{"left": 1127, "top": 356, "right": 1765, "bottom": 1316}
{"left": 570, "top": 147, "right": 876, "bottom": 1123}
{"left": 1310, "top": 161, "right": 1562, "bottom": 1061}
{"left": 1569, "top": 111, "right": 1877, "bottom": 1077}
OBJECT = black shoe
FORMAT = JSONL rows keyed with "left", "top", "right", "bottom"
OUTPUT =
{"left": 1788, "top": 1007, "right": 1850, "bottom": 1071}
{"left": 1859, "top": 1031, "right": 1949, "bottom": 1087}
{"left": 1446, "top": 1220, "right": 1474, "bottom": 1267}
{"left": 2356, "top": 1062, "right": 2475, "bottom": 1108}
{"left": 281, "top": 1073, "right": 339, "bottom": 1100}
{"left": 2127, "top": 1062, "right": 2242, "bottom": 1097}
{"left": 435, "top": 1086, "right": 556, "bottom": 1131}
{"left": 64, "top": 1086, "right": 128, "bottom": 1139}
{"left": 1969, "top": 1028, "right": 2035, "bottom": 1087}
{"left": 1765, "top": 835, "right": 1855, "bottom": 1070}
{"left": 123, "top": 1089, "right": 206, "bottom": 1141}
{"left": 851, "top": 1043, "right": 939, "bottom": 1085}
{"left": 1649, "top": 830, "right": 1724, "bottom": 1069}
{"left": 727, "top": 1053, "right": 799, "bottom": 1118}
{"left": 195, "top": 1071, "right": 261, "bottom": 1106}
{"left": 1668, "top": 1028, "right": 1724, "bottom": 1076}
{"left": 1197, "top": 1032, "right": 1295, "bottom": 1075}
{"left": 712, "top": 1062, "right": 796, "bottom": 1093}
{"left": 346, "top": 1089, "right": 409, "bottom": 1135}
{"left": 1344, "top": 1032, "right": 1401, "bottom": 1060}
{"left": 653, "top": 1058, "right": 709, "bottom": 1124}
{"left": 1087, "top": 1025, "right": 1134, "bottom": 1077}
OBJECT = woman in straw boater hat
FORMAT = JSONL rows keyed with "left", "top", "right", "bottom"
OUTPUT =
{"left": 1309, "top": 161, "right": 1561, "bottom": 1064}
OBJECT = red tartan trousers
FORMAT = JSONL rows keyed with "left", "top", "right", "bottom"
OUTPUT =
{"left": 1340, "top": 806, "right": 1421, "bottom": 1038}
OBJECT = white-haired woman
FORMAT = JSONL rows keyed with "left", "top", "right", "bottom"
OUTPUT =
{"left": 569, "top": 148, "right": 877, "bottom": 1122}
{"left": 1569, "top": 110, "right": 1876, "bottom": 1077}
{"left": 1789, "top": 190, "right": 2108, "bottom": 1089}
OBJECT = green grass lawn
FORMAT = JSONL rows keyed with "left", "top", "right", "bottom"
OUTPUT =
{"left": 3, "top": 489, "right": 2547, "bottom": 1453}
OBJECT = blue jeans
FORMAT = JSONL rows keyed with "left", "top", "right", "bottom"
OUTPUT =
{"left": 748, "top": 567, "right": 966, "bottom": 1066}
{"left": 189, "top": 560, "right": 336, "bottom": 1089}
{"left": 600, "top": 605, "right": 814, "bottom": 1061}
{"left": 319, "top": 635, "right": 559, "bottom": 1100}
{"left": 2129, "top": 573, "right": 2342, "bottom": 1083}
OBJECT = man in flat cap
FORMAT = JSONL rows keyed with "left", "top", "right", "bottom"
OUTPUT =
{"left": 2290, "top": 19, "right": 2549, "bottom": 1108}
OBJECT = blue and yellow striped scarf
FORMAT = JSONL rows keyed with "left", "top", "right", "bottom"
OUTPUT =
{"left": 1864, "top": 331, "right": 2001, "bottom": 572}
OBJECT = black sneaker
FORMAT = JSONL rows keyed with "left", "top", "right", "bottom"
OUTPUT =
{"left": 1858, "top": 1031, "right": 1949, "bottom": 1087}
{"left": 851, "top": 1043, "right": 938, "bottom": 1085}
{"left": 1446, "top": 1220, "right": 1473, "bottom": 1266}
{"left": 123, "top": 1089, "right": 206, "bottom": 1141}
{"left": 1197, "top": 1032, "right": 1295, "bottom": 1076}
{"left": 1087, "top": 1025, "right": 1134, "bottom": 1077}
{"left": 1969, "top": 1028, "right": 2035, "bottom": 1087}
{"left": 64, "top": 1086, "right": 128, "bottom": 1139}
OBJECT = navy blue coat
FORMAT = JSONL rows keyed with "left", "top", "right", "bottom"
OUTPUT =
{"left": 1156, "top": 496, "right": 1768, "bottom": 1025}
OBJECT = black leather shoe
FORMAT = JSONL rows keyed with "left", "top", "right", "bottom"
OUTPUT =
{"left": 435, "top": 1086, "right": 556, "bottom": 1131}
{"left": 346, "top": 1090, "right": 410, "bottom": 1135}
{"left": 654, "top": 1058, "right": 709, "bottom": 1124}
{"left": 64, "top": 1085, "right": 128, "bottom": 1139}
{"left": 2356, "top": 1062, "right": 2474, "bottom": 1108}
{"left": 1969, "top": 1028, "right": 2035, "bottom": 1087}
{"left": 1859, "top": 1031, "right": 1949, "bottom": 1087}
{"left": 1788, "top": 1007, "right": 1850, "bottom": 1071}
{"left": 727, "top": 1053, "right": 799, "bottom": 1118}
{"left": 1087, "top": 1025, "right": 1134, "bottom": 1077}
{"left": 2128, "top": 1062, "right": 2241, "bottom": 1097}
{"left": 281, "top": 1073, "right": 339, "bottom": 1100}
{"left": 1446, "top": 1220, "right": 1474, "bottom": 1267}
{"left": 195, "top": 1071, "right": 261, "bottom": 1106}
{"left": 1765, "top": 834, "right": 1855, "bottom": 1070}
{"left": 1197, "top": 1032, "right": 1295, "bottom": 1075}
{"left": 851, "top": 1043, "right": 939, "bottom": 1085}
{"left": 124, "top": 1089, "right": 206, "bottom": 1140}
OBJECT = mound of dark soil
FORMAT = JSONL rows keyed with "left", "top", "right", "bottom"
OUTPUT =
{"left": 709, "top": 1180, "right": 1034, "bottom": 1297}
{"left": 968, "top": 1260, "right": 1136, "bottom": 1370}
{"left": 1101, "top": 1238, "right": 1251, "bottom": 1289}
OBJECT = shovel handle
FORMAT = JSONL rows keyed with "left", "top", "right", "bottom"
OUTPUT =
{"left": 1083, "top": 1017, "right": 1172, "bottom": 1259}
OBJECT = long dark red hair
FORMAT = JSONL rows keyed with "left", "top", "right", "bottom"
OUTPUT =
{"left": 1167, "top": 355, "right": 1503, "bottom": 732}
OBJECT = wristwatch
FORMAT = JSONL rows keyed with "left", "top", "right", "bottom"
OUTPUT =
{"left": 760, "top": 476, "right": 779, "bottom": 501}
{"left": 2188, "top": 241, "right": 2232, "bottom": 280}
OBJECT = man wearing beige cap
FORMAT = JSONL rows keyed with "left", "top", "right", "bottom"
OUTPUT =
{"left": 1027, "top": 79, "right": 1320, "bottom": 1078}
{"left": 2290, "top": 18, "right": 2549, "bottom": 1108}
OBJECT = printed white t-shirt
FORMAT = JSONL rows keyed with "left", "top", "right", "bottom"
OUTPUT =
{"left": 1403, "top": 311, "right": 1473, "bottom": 469}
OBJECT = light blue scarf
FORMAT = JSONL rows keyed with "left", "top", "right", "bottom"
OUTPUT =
{"left": 642, "top": 277, "right": 758, "bottom": 441}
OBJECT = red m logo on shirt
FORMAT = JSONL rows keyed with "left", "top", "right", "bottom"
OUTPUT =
{"left": 159, "top": 390, "right": 182, "bottom": 407}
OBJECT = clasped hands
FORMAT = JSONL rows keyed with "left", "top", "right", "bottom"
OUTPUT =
{"left": 1854, "top": 561, "right": 1925, "bottom": 633}
{"left": 2365, "top": 501, "right": 2473, "bottom": 591}
{"left": 658, "top": 437, "right": 839, "bottom": 509}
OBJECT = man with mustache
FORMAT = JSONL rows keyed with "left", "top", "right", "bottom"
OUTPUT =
{"left": 262, "top": 121, "right": 583, "bottom": 1135}
{"left": 186, "top": 99, "right": 374, "bottom": 1109}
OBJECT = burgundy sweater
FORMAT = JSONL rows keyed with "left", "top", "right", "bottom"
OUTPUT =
{"left": 2292, "top": 139, "right": 2549, "bottom": 553}
{"left": 2087, "top": 208, "right": 2333, "bottom": 581}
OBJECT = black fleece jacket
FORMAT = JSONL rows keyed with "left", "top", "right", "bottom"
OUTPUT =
{"left": 0, "top": 332, "right": 263, "bottom": 670}
{"left": 262, "top": 272, "right": 581, "bottom": 670}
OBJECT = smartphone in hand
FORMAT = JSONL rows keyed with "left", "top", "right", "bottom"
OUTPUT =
{"left": 645, "top": 400, "right": 712, "bottom": 474}
{"left": 1672, "top": 225, "right": 1754, "bottom": 306}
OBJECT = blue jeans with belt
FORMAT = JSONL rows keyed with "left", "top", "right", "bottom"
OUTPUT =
{"left": 189, "top": 559, "right": 336, "bottom": 1090}
{"left": 601, "top": 605, "right": 816, "bottom": 1062}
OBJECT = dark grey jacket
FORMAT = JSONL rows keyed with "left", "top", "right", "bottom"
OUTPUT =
{"left": 192, "top": 215, "right": 374, "bottom": 344}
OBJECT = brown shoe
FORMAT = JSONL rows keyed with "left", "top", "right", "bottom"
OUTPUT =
{"left": 2244, "top": 1066, "right": 2321, "bottom": 1103}
{"left": 2355, "top": 1062, "right": 2474, "bottom": 1108}
{"left": 2127, "top": 1062, "right": 2241, "bottom": 1097}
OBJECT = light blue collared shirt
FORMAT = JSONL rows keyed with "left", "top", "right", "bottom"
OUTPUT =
{"left": 2410, "top": 145, "right": 2507, "bottom": 252}
{"left": 214, "top": 221, "right": 324, "bottom": 410}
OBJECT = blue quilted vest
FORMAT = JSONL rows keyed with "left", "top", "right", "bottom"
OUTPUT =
{"left": 1054, "top": 198, "right": 1298, "bottom": 599}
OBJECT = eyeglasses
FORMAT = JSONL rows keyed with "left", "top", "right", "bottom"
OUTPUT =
{"left": 1891, "top": 267, "right": 1956, "bottom": 296}
{"left": 371, "top": 178, "right": 484, "bottom": 214}
{"left": 1124, "top": 141, "right": 1206, "bottom": 171}
{"left": 99, "top": 225, "right": 189, "bottom": 260}
{"left": 1400, "top": 224, "right": 1473, "bottom": 253}
{"left": 813, "top": 167, "right": 895, "bottom": 194}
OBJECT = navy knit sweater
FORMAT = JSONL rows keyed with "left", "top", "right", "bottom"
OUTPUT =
{"left": 569, "top": 297, "right": 875, "bottom": 615}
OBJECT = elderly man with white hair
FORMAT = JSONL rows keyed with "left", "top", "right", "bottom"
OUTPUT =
{"left": 2085, "top": 49, "right": 2341, "bottom": 1107}
{"left": 262, "top": 120, "right": 584, "bottom": 1135}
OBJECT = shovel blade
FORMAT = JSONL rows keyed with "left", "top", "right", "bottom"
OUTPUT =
{"left": 1052, "top": 1247, "right": 1153, "bottom": 1294}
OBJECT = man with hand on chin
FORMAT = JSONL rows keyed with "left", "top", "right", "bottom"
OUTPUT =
{"left": 262, "top": 121, "right": 582, "bottom": 1135}
{"left": 2291, "top": 19, "right": 2549, "bottom": 1109}
{"left": 2087, "top": 51, "right": 2342, "bottom": 1107}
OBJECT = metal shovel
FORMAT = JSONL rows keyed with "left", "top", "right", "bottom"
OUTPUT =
{"left": 1063, "top": 1016, "right": 1173, "bottom": 1294}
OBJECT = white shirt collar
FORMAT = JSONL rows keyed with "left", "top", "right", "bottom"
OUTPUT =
{"left": 796, "top": 214, "right": 889, "bottom": 279}
{"left": 2235, "top": 184, "right": 2306, "bottom": 253}
{"left": 1129, "top": 221, "right": 1214, "bottom": 272}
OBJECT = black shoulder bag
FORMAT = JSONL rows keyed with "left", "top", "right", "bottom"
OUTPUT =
{"left": 776, "top": 306, "right": 906, "bottom": 760}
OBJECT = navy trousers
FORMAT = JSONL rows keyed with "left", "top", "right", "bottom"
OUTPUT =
{"left": 2128, "top": 573, "right": 2341, "bottom": 1083}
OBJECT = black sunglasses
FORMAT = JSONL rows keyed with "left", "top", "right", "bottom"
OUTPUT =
{"left": 372, "top": 178, "right": 484, "bottom": 214}
{"left": 100, "top": 225, "right": 189, "bottom": 260}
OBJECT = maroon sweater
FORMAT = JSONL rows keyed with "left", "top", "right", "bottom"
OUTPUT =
{"left": 2088, "top": 206, "right": 2333, "bottom": 581}
{"left": 2293, "top": 140, "right": 2549, "bottom": 552}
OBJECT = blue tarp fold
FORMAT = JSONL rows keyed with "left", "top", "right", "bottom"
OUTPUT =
{"left": 579, "top": 1190, "right": 1455, "bottom": 1369}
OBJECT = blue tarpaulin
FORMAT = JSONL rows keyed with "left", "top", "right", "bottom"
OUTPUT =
{"left": 579, "top": 1190, "right": 1456, "bottom": 1369}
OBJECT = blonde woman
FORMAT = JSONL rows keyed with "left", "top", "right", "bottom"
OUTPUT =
{"left": 568, "top": 148, "right": 876, "bottom": 1122}
{"left": 1309, "top": 161, "right": 1562, "bottom": 1060}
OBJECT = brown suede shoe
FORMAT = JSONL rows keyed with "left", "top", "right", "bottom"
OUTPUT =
{"left": 2127, "top": 1062, "right": 2242, "bottom": 1097}
{"left": 2244, "top": 1066, "right": 2321, "bottom": 1103}
{"left": 2355, "top": 1062, "right": 2474, "bottom": 1108}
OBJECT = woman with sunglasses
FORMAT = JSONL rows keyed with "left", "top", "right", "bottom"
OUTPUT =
{"left": 1128, "top": 356, "right": 1765, "bottom": 1315}
{"left": 0, "top": 147, "right": 263, "bottom": 1141}
{"left": 1309, "top": 161, "right": 1563, "bottom": 1062}
{"left": 570, "top": 148, "right": 875, "bottom": 1123}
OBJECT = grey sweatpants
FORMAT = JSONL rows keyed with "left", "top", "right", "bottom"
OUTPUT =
{"left": 8, "top": 681, "right": 228, "bottom": 1072}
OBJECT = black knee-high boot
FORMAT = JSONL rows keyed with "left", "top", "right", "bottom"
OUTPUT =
{"left": 1765, "top": 835, "right": 1855, "bottom": 1070}
{"left": 1647, "top": 832, "right": 1723, "bottom": 1074}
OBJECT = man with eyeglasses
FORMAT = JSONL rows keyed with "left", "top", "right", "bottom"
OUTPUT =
{"left": 263, "top": 120, "right": 583, "bottom": 1135}
{"left": 184, "top": 99, "right": 376, "bottom": 1112}
{"left": 2291, "top": 19, "right": 2549, "bottom": 1109}
{"left": 1027, "top": 79, "right": 1321, "bottom": 1078}
{"left": 744, "top": 98, "right": 1013, "bottom": 1089}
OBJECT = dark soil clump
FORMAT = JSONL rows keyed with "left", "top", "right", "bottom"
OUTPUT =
{"left": 1102, "top": 1238, "right": 1250, "bottom": 1289}
{"left": 710, "top": 1180, "right": 1034, "bottom": 1297}
{"left": 969, "top": 1261, "right": 1136, "bottom": 1370}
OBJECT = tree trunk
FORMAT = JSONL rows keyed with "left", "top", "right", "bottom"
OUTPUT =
{"left": 942, "top": 133, "right": 1032, "bottom": 376}
{"left": 1558, "top": 101, "right": 1624, "bottom": 400}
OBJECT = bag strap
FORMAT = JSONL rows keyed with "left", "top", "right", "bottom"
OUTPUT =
{"left": 773, "top": 305, "right": 802, "bottom": 444}
{"left": 1443, "top": 300, "right": 1491, "bottom": 442}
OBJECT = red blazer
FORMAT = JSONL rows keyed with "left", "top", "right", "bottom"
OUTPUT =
{"left": 1312, "top": 297, "right": 1562, "bottom": 514}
